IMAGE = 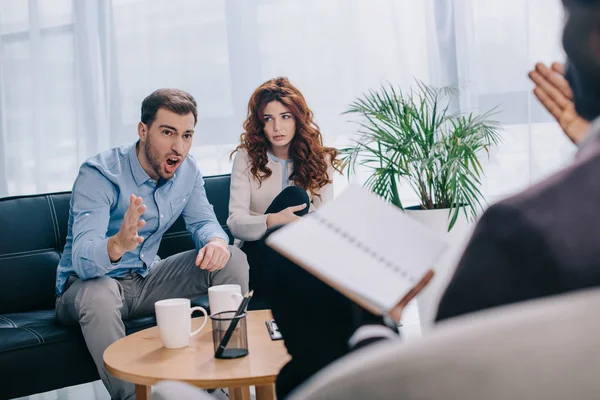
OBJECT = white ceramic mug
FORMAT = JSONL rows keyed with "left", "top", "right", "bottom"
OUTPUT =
{"left": 208, "top": 284, "right": 244, "bottom": 316}
{"left": 154, "top": 298, "right": 208, "bottom": 349}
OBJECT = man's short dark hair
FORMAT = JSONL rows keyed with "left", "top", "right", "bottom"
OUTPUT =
{"left": 141, "top": 89, "right": 198, "bottom": 127}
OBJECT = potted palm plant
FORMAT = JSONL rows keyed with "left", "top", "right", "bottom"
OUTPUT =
{"left": 340, "top": 81, "right": 502, "bottom": 230}
{"left": 340, "top": 81, "right": 502, "bottom": 330}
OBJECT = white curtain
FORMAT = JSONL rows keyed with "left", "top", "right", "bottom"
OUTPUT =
{"left": 1, "top": 0, "right": 427, "bottom": 197}
{"left": 447, "top": 0, "right": 575, "bottom": 203}
{"left": 0, "top": 0, "right": 571, "bottom": 203}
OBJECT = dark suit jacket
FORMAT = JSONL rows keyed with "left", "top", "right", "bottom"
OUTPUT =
{"left": 436, "top": 127, "right": 600, "bottom": 322}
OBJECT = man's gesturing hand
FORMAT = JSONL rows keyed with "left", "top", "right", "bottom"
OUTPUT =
{"left": 108, "top": 194, "right": 146, "bottom": 262}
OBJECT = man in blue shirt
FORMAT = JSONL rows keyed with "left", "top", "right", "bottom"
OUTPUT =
{"left": 55, "top": 89, "right": 249, "bottom": 400}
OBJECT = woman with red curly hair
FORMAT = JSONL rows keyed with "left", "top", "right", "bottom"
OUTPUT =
{"left": 228, "top": 77, "right": 341, "bottom": 296}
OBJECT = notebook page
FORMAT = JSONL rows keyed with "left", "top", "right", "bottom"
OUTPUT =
{"left": 267, "top": 185, "right": 448, "bottom": 313}
{"left": 315, "top": 185, "right": 447, "bottom": 284}
{"left": 267, "top": 215, "right": 414, "bottom": 312}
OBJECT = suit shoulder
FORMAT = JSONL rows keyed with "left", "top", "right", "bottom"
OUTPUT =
{"left": 500, "top": 150, "right": 600, "bottom": 214}
{"left": 483, "top": 150, "right": 600, "bottom": 245}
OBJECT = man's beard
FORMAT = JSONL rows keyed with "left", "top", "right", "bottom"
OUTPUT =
{"left": 144, "top": 137, "right": 170, "bottom": 180}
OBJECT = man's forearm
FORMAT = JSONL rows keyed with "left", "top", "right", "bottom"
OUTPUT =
{"left": 72, "top": 237, "right": 120, "bottom": 280}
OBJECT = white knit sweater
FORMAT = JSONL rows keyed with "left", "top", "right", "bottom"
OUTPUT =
{"left": 227, "top": 149, "right": 334, "bottom": 242}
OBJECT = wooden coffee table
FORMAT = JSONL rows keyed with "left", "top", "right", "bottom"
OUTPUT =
{"left": 104, "top": 310, "right": 289, "bottom": 400}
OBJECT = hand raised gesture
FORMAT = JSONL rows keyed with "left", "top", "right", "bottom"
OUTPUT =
{"left": 528, "top": 62, "right": 590, "bottom": 144}
{"left": 108, "top": 194, "right": 146, "bottom": 262}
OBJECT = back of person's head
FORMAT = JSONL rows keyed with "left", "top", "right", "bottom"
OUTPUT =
{"left": 141, "top": 88, "right": 198, "bottom": 127}
{"left": 562, "top": 0, "right": 600, "bottom": 120}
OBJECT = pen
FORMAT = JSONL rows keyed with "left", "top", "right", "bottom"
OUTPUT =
{"left": 214, "top": 290, "right": 253, "bottom": 358}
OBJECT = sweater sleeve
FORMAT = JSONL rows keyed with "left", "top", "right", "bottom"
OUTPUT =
{"left": 227, "top": 150, "right": 269, "bottom": 241}
{"left": 311, "top": 159, "right": 335, "bottom": 209}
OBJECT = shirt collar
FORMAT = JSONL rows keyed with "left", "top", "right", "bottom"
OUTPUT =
{"left": 129, "top": 142, "right": 179, "bottom": 187}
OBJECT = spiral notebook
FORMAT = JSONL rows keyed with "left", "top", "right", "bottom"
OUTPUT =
{"left": 266, "top": 185, "right": 448, "bottom": 315}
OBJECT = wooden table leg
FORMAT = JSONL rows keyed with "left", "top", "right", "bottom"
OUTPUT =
{"left": 256, "top": 384, "right": 276, "bottom": 400}
{"left": 228, "top": 386, "right": 251, "bottom": 400}
{"left": 135, "top": 384, "right": 150, "bottom": 400}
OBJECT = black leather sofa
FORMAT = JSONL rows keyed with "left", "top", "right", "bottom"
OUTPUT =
{"left": 0, "top": 174, "right": 263, "bottom": 400}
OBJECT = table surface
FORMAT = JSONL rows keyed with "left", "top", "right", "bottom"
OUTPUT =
{"left": 104, "top": 310, "right": 290, "bottom": 388}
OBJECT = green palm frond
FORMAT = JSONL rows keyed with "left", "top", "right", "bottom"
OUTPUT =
{"left": 341, "top": 80, "right": 502, "bottom": 231}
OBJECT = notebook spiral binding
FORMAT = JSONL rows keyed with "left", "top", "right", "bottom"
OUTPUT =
{"left": 310, "top": 213, "right": 415, "bottom": 284}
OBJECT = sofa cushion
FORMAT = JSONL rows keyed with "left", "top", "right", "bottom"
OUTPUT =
{"left": 0, "top": 310, "right": 78, "bottom": 353}
{"left": 0, "top": 250, "right": 61, "bottom": 315}
{"left": 0, "top": 194, "right": 66, "bottom": 255}
{"left": 0, "top": 310, "right": 99, "bottom": 400}
{"left": 0, "top": 309, "right": 160, "bottom": 354}
{"left": 0, "top": 192, "right": 70, "bottom": 314}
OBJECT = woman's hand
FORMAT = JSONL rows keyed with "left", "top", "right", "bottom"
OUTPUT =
{"left": 266, "top": 204, "right": 307, "bottom": 228}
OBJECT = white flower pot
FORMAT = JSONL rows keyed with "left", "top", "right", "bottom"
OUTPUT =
{"left": 404, "top": 207, "right": 474, "bottom": 333}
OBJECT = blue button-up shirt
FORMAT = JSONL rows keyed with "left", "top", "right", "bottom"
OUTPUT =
{"left": 55, "top": 142, "right": 229, "bottom": 295}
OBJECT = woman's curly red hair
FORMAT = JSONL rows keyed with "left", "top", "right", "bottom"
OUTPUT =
{"left": 232, "top": 77, "right": 342, "bottom": 195}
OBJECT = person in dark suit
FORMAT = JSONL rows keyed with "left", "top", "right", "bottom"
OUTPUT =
{"left": 437, "top": 0, "right": 600, "bottom": 319}
{"left": 260, "top": 0, "right": 600, "bottom": 397}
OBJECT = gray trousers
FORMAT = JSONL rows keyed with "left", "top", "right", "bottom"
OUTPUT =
{"left": 55, "top": 247, "right": 249, "bottom": 400}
